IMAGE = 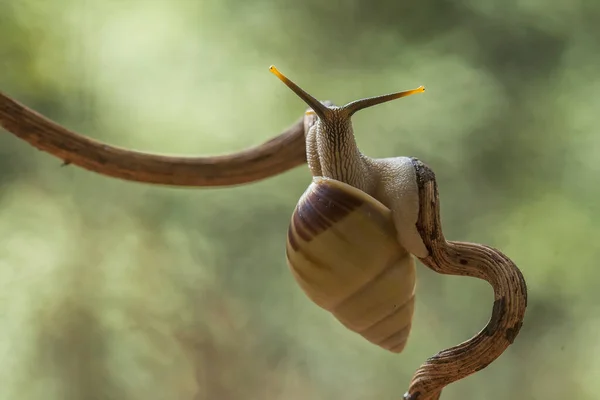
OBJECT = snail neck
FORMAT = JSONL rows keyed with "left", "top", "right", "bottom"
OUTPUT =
{"left": 306, "top": 115, "right": 375, "bottom": 194}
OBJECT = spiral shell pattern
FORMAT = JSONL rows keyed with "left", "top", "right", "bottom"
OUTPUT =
{"left": 286, "top": 177, "right": 416, "bottom": 353}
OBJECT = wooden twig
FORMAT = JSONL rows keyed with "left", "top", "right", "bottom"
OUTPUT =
{"left": 404, "top": 159, "right": 528, "bottom": 400}
{"left": 0, "top": 91, "right": 308, "bottom": 187}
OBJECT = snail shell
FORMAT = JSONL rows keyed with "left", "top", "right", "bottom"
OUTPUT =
{"left": 286, "top": 176, "right": 416, "bottom": 353}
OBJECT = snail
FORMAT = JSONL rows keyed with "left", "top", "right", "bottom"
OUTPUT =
{"left": 0, "top": 65, "right": 528, "bottom": 400}
{"left": 270, "top": 66, "right": 527, "bottom": 399}
{"left": 269, "top": 65, "right": 427, "bottom": 353}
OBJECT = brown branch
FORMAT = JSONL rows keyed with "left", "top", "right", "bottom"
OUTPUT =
{"left": 0, "top": 91, "right": 308, "bottom": 187}
{"left": 405, "top": 159, "right": 528, "bottom": 400}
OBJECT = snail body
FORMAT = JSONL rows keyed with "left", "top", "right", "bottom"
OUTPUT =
{"left": 270, "top": 66, "right": 428, "bottom": 352}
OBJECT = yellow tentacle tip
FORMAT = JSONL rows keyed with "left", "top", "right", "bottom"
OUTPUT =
{"left": 409, "top": 86, "right": 425, "bottom": 95}
{"left": 269, "top": 65, "right": 283, "bottom": 79}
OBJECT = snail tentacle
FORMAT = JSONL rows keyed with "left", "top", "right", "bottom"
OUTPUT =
{"left": 403, "top": 159, "right": 528, "bottom": 400}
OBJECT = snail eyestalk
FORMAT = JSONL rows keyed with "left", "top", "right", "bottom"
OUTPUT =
{"left": 269, "top": 65, "right": 331, "bottom": 120}
{"left": 342, "top": 86, "right": 425, "bottom": 116}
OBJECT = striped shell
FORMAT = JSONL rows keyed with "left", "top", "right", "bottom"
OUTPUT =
{"left": 286, "top": 176, "right": 416, "bottom": 353}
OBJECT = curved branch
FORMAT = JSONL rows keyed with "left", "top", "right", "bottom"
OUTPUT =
{"left": 0, "top": 91, "right": 308, "bottom": 187}
{"left": 405, "top": 159, "right": 528, "bottom": 400}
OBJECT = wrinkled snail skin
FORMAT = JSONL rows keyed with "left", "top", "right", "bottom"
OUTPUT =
{"left": 286, "top": 177, "right": 417, "bottom": 353}
{"left": 303, "top": 110, "right": 429, "bottom": 259}
{"left": 368, "top": 156, "right": 429, "bottom": 259}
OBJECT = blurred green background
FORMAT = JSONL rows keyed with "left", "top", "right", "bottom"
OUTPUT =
{"left": 1, "top": 0, "right": 599, "bottom": 399}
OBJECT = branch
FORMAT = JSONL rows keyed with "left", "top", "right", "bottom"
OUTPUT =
{"left": 0, "top": 91, "right": 308, "bottom": 187}
{"left": 405, "top": 159, "right": 528, "bottom": 400}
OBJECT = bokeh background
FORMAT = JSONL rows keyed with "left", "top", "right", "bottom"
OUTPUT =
{"left": 1, "top": 0, "right": 599, "bottom": 399}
